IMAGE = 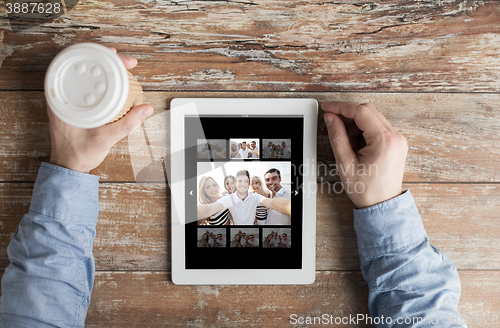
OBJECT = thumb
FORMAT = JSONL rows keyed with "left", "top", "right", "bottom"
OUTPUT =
{"left": 324, "top": 112, "right": 356, "bottom": 168}
{"left": 101, "top": 104, "right": 154, "bottom": 145}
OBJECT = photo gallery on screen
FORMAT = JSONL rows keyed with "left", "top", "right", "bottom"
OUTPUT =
{"left": 196, "top": 138, "right": 293, "bottom": 249}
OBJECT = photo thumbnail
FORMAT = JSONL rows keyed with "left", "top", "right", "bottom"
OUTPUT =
{"left": 262, "top": 139, "right": 291, "bottom": 159}
{"left": 230, "top": 138, "right": 260, "bottom": 159}
{"left": 262, "top": 228, "right": 291, "bottom": 248}
{"left": 230, "top": 228, "right": 259, "bottom": 248}
{"left": 196, "top": 161, "right": 292, "bottom": 226}
{"left": 197, "top": 139, "right": 227, "bottom": 159}
{"left": 197, "top": 227, "right": 226, "bottom": 247}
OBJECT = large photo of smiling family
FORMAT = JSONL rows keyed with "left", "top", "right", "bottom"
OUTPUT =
{"left": 196, "top": 161, "right": 292, "bottom": 226}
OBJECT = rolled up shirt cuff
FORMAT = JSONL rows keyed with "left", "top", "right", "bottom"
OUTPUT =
{"left": 29, "top": 162, "right": 100, "bottom": 225}
{"left": 353, "top": 190, "right": 428, "bottom": 259}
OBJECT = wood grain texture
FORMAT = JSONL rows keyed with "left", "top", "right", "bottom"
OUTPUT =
{"left": 0, "top": 91, "right": 499, "bottom": 182}
{"left": 83, "top": 271, "right": 500, "bottom": 328}
{"left": 317, "top": 182, "right": 500, "bottom": 271}
{"left": 458, "top": 271, "right": 500, "bottom": 326}
{"left": 86, "top": 271, "right": 372, "bottom": 328}
{"left": 1, "top": 1, "right": 500, "bottom": 92}
{"left": 1, "top": 182, "right": 499, "bottom": 272}
{"left": 1, "top": 0, "right": 499, "bottom": 324}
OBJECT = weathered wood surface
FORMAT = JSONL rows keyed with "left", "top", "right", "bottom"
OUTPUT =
{"left": 1, "top": 1, "right": 500, "bottom": 92}
{"left": 0, "top": 91, "right": 499, "bottom": 182}
{"left": 83, "top": 271, "right": 500, "bottom": 328}
{"left": 1, "top": 0, "right": 500, "bottom": 325}
{"left": 1, "top": 182, "right": 498, "bottom": 272}
{"left": 86, "top": 271, "right": 372, "bottom": 328}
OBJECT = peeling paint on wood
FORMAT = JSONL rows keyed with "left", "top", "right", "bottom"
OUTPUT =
{"left": 82, "top": 271, "right": 500, "bottom": 328}
{"left": 1, "top": 1, "right": 500, "bottom": 91}
{"left": 1, "top": 1, "right": 499, "bottom": 325}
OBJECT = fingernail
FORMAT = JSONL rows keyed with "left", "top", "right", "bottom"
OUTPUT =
{"left": 124, "top": 56, "right": 137, "bottom": 65}
{"left": 324, "top": 114, "right": 334, "bottom": 128}
{"left": 141, "top": 107, "right": 154, "bottom": 120}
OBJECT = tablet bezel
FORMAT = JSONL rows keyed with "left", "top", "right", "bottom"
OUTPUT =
{"left": 170, "top": 98, "right": 317, "bottom": 285}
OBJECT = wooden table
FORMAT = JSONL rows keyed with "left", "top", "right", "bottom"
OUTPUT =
{"left": 1, "top": 1, "right": 499, "bottom": 327}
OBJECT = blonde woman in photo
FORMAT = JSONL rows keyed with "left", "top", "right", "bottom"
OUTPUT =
{"left": 198, "top": 176, "right": 229, "bottom": 225}
{"left": 230, "top": 142, "right": 240, "bottom": 159}
{"left": 251, "top": 176, "right": 270, "bottom": 225}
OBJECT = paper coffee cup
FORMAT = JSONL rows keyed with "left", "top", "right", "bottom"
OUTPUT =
{"left": 45, "top": 43, "right": 143, "bottom": 129}
{"left": 111, "top": 71, "right": 144, "bottom": 122}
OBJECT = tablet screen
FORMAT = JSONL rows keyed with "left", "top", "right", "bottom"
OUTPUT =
{"left": 184, "top": 115, "right": 304, "bottom": 269}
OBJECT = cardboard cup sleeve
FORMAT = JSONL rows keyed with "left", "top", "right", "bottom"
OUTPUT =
{"left": 111, "top": 71, "right": 144, "bottom": 122}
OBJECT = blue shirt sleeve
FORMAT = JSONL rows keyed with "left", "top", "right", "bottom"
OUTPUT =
{"left": 353, "top": 190, "right": 467, "bottom": 327}
{"left": 0, "top": 162, "right": 100, "bottom": 328}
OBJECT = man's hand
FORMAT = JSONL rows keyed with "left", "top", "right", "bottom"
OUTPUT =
{"left": 261, "top": 198, "right": 291, "bottom": 216}
{"left": 322, "top": 102, "right": 408, "bottom": 209}
{"left": 48, "top": 49, "right": 154, "bottom": 173}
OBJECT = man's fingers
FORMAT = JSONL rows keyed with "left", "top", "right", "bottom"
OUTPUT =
{"left": 46, "top": 105, "right": 56, "bottom": 120}
{"left": 322, "top": 101, "right": 388, "bottom": 140}
{"left": 107, "top": 47, "right": 138, "bottom": 69}
{"left": 360, "top": 102, "right": 395, "bottom": 132}
{"left": 100, "top": 104, "right": 154, "bottom": 146}
{"left": 117, "top": 53, "right": 138, "bottom": 69}
{"left": 324, "top": 112, "right": 357, "bottom": 168}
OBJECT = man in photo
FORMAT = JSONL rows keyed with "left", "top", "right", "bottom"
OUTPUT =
{"left": 281, "top": 141, "right": 291, "bottom": 159}
{"left": 197, "top": 170, "right": 291, "bottom": 225}
{"left": 247, "top": 234, "right": 258, "bottom": 247}
{"left": 238, "top": 142, "right": 250, "bottom": 159}
{"left": 216, "top": 233, "right": 225, "bottom": 247}
{"left": 262, "top": 141, "right": 273, "bottom": 159}
{"left": 249, "top": 141, "right": 259, "bottom": 158}
{"left": 272, "top": 232, "right": 280, "bottom": 247}
{"left": 265, "top": 168, "right": 292, "bottom": 225}
{"left": 240, "top": 233, "right": 248, "bottom": 247}
{"left": 279, "top": 233, "right": 291, "bottom": 248}
{"left": 208, "top": 232, "right": 217, "bottom": 247}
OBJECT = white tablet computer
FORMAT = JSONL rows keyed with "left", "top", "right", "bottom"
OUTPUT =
{"left": 170, "top": 98, "right": 317, "bottom": 285}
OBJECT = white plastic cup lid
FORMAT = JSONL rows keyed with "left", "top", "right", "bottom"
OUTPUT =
{"left": 45, "top": 43, "right": 129, "bottom": 129}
